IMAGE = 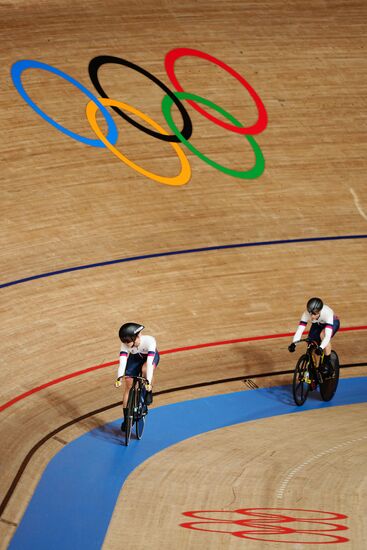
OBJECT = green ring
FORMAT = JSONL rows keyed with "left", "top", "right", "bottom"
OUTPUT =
{"left": 161, "top": 91, "right": 265, "bottom": 179}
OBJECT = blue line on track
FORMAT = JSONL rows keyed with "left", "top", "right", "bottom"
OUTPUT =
{"left": 1, "top": 234, "right": 366, "bottom": 289}
{"left": 9, "top": 377, "right": 367, "bottom": 550}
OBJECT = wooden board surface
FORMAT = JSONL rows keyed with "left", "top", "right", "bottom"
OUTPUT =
{"left": 1, "top": 0, "right": 366, "bottom": 548}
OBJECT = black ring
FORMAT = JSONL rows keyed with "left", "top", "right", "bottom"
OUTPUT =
{"left": 88, "top": 55, "right": 193, "bottom": 142}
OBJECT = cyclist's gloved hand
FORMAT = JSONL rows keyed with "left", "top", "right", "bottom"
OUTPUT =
{"left": 288, "top": 343, "right": 296, "bottom": 353}
{"left": 145, "top": 383, "right": 152, "bottom": 392}
{"left": 115, "top": 378, "right": 122, "bottom": 388}
{"left": 315, "top": 346, "right": 323, "bottom": 356}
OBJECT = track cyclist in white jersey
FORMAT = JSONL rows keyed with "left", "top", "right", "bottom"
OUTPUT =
{"left": 288, "top": 297, "right": 340, "bottom": 375}
{"left": 115, "top": 323, "right": 160, "bottom": 432}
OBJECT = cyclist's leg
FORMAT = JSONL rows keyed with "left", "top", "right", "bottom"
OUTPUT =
{"left": 317, "top": 328, "right": 332, "bottom": 373}
{"left": 122, "top": 377, "right": 133, "bottom": 408}
{"left": 120, "top": 377, "right": 133, "bottom": 431}
{"left": 141, "top": 350, "right": 160, "bottom": 405}
{"left": 308, "top": 323, "right": 322, "bottom": 356}
{"left": 332, "top": 317, "right": 340, "bottom": 337}
{"left": 324, "top": 317, "right": 340, "bottom": 371}
{"left": 140, "top": 361, "right": 150, "bottom": 407}
{"left": 120, "top": 406, "right": 129, "bottom": 432}
{"left": 322, "top": 317, "right": 340, "bottom": 372}
{"left": 309, "top": 323, "right": 328, "bottom": 373}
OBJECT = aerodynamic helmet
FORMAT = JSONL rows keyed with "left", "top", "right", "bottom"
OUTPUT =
{"left": 119, "top": 322, "right": 144, "bottom": 343}
{"left": 307, "top": 297, "right": 323, "bottom": 314}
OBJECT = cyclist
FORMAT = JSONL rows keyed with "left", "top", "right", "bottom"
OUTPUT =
{"left": 115, "top": 322, "right": 160, "bottom": 432}
{"left": 288, "top": 297, "right": 340, "bottom": 374}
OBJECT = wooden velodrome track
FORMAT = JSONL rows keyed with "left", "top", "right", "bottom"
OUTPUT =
{"left": 1, "top": 0, "right": 366, "bottom": 548}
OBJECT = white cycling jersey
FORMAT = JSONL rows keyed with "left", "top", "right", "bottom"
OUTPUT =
{"left": 292, "top": 304, "right": 335, "bottom": 349}
{"left": 117, "top": 334, "right": 157, "bottom": 383}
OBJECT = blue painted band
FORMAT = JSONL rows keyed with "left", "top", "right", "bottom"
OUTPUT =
{"left": 9, "top": 377, "right": 367, "bottom": 550}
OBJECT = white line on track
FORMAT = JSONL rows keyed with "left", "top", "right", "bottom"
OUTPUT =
{"left": 276, "top": 434, "right": 367, "bottom": 500}
{"left": 350, "top": 188, "right": 367, "bottom": 221}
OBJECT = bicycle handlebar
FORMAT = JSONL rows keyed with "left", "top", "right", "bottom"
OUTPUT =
{"left": 115, "top": 374, "right": 149, "bottom": 388}
{"left": 293, "top": 338, "right": 319, "bottom": 347}
{"left": 119, "top": 374, "right": 149, "bottom": 382}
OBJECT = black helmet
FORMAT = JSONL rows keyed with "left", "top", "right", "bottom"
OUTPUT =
{"left": 307, "top": 297, "right": 323, "bottom": 314}
{"left": 119, "top": 322, "right": 144, "bottom": 343}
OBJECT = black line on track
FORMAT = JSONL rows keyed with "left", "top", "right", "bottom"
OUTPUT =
{"left": 1, "top": 362, "right": 366, "bottom": 519}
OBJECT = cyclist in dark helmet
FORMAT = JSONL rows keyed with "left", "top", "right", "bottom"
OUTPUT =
{"left": 115, "top": 323, "right": 160, "bottom": 432}
{"left": 288, "top": 297, "right": 340, "bottom": 374}
{"left": 119, "top": 322, "right": 145, "bottom": 343}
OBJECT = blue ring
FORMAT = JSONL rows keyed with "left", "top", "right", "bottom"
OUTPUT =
{"left": 11, "top": 59, "right": 118, "bottom": 147}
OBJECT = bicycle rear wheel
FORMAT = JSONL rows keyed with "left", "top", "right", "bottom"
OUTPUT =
{"left": 124, "top": 387, "right": 135, "bottom": 446}
{"left": 292, "top": 354, "right": 311, "bottom": 406}
{"left": 320, "top": 351, "right": 340, "bottom": 402}
{"left": 136, "top": 416, "right": 145, "bottom": 439}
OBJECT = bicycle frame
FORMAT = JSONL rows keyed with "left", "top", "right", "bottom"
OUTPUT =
{"left": 305, "top": 340, "right": 324, "bottom": 380}
{"left": 292, "top": 339, "right": 323, "bottom": 406}
{"left": 124, "top": 375, "right": 148, "bottom": 446}
{"left": 292, "top": 339, "right": 339, "bottom": 406}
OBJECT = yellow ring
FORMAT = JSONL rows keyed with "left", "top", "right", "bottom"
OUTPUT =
{"left": 86, "top": 97, "right": 191, "bottom": 186}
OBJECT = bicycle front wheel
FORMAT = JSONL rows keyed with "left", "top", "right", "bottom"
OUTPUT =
{"left": 125, "top": 387, "right": 135, "bottom": 446}
{"left": 320, "top": 351, "right": 340, "bottom": 402}
{"left": 135, "top": 386, "right": 146, "bottom": 440}
{"left": 292, "top": 354, "right": 311, "bottom": 406}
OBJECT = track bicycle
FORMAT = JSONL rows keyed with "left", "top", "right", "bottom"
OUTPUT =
{"left": 292, "top": 339, "right": 340, "bottom": 406}
{"left": 124, "top": 375, "right": 149, "bottom": 446}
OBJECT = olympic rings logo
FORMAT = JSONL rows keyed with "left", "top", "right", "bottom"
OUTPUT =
{"left": 11, "top": 48, "right": 267, "bottom": 186}
{"left": 180, "top": 508, "right": 349, "bottom": 544}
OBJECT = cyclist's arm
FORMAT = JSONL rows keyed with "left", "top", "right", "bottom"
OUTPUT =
{"left": 292, "top": 312, "right": 308, "bottom": 343}
{"left": 319, "top": 308, "right": 334, "bottom": 349}
{"left": 117, "top": 350, "right": 128, "bottom": 379}
{"left": 146, "top": 351, "right": 155, "bottom": 385}
{"left": 320, "top": 326, "right": 333, "bottom": 349}
{"left": 144, "top": 336, "right": 157, "bottom": 385}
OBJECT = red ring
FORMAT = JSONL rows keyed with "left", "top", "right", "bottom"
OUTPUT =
{"left": 165, "top": 47, "right": 268, "bottom": 135}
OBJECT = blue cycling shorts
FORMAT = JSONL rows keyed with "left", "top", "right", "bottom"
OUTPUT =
{"left": 308, "top": 317, "right": 340, "bottom": 344}
{"left": 125, "top": 350, "right": 160, "bottom": 378}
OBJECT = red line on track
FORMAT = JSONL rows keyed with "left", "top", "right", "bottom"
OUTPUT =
{"left": 1, "top": 326, "right": 366, "bottom": 413}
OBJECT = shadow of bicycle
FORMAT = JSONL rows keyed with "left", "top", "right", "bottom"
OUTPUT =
{"left": 88, "top": 422, "right": 124, "bottom": 446}
{"left": 261, "top": 384, "right": 323, "bottom": 406}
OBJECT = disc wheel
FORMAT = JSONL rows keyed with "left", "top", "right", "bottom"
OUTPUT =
{"left": 136, "top": 416, "right": 145, "bottom": 440}
{"left": 320, "top": 351, "right": 340, "bottom": 402}
{"left": 135, "top": 389, "right": 147, "bottom": 440}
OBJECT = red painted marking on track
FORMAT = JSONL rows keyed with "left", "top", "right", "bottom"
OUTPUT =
{"left": 1, "top": 326, "right": 366, "bottom": 413}
{"left": 180, "top": 508, "right": 349, "bottom": 544}
{"left": 0, "top": 361, "right": 117, "bottom": 412}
